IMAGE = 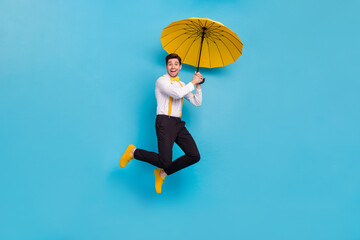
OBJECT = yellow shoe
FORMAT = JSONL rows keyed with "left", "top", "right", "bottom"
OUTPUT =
{"left": 154, "top": 168, "right": 165, "bottom": 194}
{"left": 119, "top": 144, "right": 136, "bottom": 168}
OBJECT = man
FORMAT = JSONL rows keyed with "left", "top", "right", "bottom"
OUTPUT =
{"left": 120, "top": 53, "right": 204, "bottom": 194}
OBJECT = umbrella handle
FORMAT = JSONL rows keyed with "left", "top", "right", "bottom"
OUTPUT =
{"left": 196, "top": 70, "right": 205, "bottom": 85}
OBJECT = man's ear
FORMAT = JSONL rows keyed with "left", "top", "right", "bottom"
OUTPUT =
{"left": 179, "top": 64, "right": 182, "bottom": 70}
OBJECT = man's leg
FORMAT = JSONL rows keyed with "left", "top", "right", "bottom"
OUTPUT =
{"left": 164, "top": 122, "right": 200, "bottom": 175}
{"left": 132, "top": 148, "right": 164, "bottom": 168}
{"left": 133, "top": 116, "right": 176, "bottom": 169}
{"left": 133, "top": 142, "right": 174, "bottom": 169}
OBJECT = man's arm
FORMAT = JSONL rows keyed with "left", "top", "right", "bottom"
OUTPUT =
{"left": 184, "top": 72, "right": 203, "bottom": 106}
{"left": 185, "top": 85, "right": 202, "bottom": 106}
{"left": 156, "top": 73, "right": 203, "bottom": 99}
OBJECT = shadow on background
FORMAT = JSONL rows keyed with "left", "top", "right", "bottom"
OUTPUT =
{"left": 108, "top": 165, "right": 195, "bottom": 204}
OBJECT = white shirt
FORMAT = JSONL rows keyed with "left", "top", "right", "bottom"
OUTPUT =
{"left": 155, "top": 73, "right": 202, "bottom": 117}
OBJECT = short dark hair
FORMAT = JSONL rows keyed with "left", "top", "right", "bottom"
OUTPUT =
{"left": 166, "top": 53, "right": 182, "bottom": 65}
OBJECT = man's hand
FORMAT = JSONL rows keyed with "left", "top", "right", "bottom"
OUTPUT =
{"left": 191, "top": 71, "right": 204, "bottom": 86}
{"left": 195, "top": 72, "right": 203, "bottom": 89}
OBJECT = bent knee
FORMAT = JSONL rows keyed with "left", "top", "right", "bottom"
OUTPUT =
{"left": 190, "top": 154, "right": 200, "bottom": 163}
{"left": 162, "top": 161, "right": 172, "bottom": 169}
{"left": 159, "top": 154, "right": 172, "bottom": 169}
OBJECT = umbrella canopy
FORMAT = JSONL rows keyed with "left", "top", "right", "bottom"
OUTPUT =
{"left": 160, "top": 17, "right": 243, "bottom": 70}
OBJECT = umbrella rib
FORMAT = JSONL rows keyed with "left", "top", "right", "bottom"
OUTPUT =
{"left": 207, "top": 24, "right": 221, "bottom": 32}
{"left": 221, "top": 33, "right": 243, "bottom": 55}
{"left": 206, "top": 33, "right": 217, "bottom": 43}
{"left": 182, "top": 34, "right": 202, "bottom": 63}
{"left": 163, "top": 31, "right": 198, "bottom": 48}
{"left": 206, "top": 37, "right": 212, "bottom": 68}
{"left": 213, "top": 40, "right": 225, "bottom": 66}
{"left": 185, "top": 23, "right": 201, "bottom": 31}
{"left": 164, "top": 22, "right": 198, "bottom": 30}
{"left": 173, "top": 31, "right": 202, "bottom": 53}
{"left": 183, "top": 22, "right": 202, "bottom": 32}
{"left": 161, "top": 29, "right": 198, "bottom": 39}
{"left": 209, "top": 29, "right": 243, "bottom": 47}
{"left": 163, "top": 22, "right": 199, "bottom": 31}
{"left": 206, "top": 36, "right": 224, "bottom": 65}
{"left": 161, "top": 25, "right": 200, "bottom": 39}
{"left": 205, "top": 21, "right": 217, "bottom": 30}
{"left": 210, "top": 34, "right": 238, "bottom": 61}
{"left": 208, "top": 31, "right": 242, "bottom": 55}
{"left": 189, "top": 20, "right": 202, "bottom": 32}
{"left": 197, "top": 19, "right": 204, "bottom": 29}
{"left": 218, "top": 37, "right": 236, "bottom": 62}
{"left": 208, "top": 33, "right": 241, "bottom": 62}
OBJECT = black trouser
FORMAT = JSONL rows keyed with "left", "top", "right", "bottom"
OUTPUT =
{"left": 133, "top": 115, "right": 200, "bottom": 175}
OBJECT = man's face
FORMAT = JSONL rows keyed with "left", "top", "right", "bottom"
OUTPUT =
{"left": 166, "top": 58, "right": 182, "bottom": 78}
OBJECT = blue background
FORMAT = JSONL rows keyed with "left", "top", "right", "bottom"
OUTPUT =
{"left": 1, "top": 0, "right": 359, "bottom": 239}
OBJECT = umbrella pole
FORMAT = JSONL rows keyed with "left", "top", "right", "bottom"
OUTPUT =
{"left": 197, "top": 27, "right": 206, "bottom": 84}
{"left": 196, "top": 27, "right": 206, "bottom": 72}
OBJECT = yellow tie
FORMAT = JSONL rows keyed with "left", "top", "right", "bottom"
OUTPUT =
{"left": 168, "top": 77, "right": 184, "bottom": 117}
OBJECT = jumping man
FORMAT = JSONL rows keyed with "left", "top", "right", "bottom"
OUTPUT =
{"left": 120, "top": 53, "right": 204, "bottom": 194}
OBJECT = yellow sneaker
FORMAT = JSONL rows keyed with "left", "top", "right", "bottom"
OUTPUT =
{"left": 154, "top": 168, "right": 165, "bottom": 194}
{"left": 119, "top": 144, "right": 136, "bottom": 168}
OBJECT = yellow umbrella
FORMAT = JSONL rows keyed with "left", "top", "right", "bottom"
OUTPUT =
{"left": 160, "top": 17, "right": 243, "bottom": 72}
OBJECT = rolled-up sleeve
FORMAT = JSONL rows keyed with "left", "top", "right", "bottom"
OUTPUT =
{"left": 185, "top": 88, "right": 202, "bottom": 106}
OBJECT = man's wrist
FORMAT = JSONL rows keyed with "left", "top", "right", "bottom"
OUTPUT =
{"left": 191, "top": 81, "right": 201, "bottom": 85}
